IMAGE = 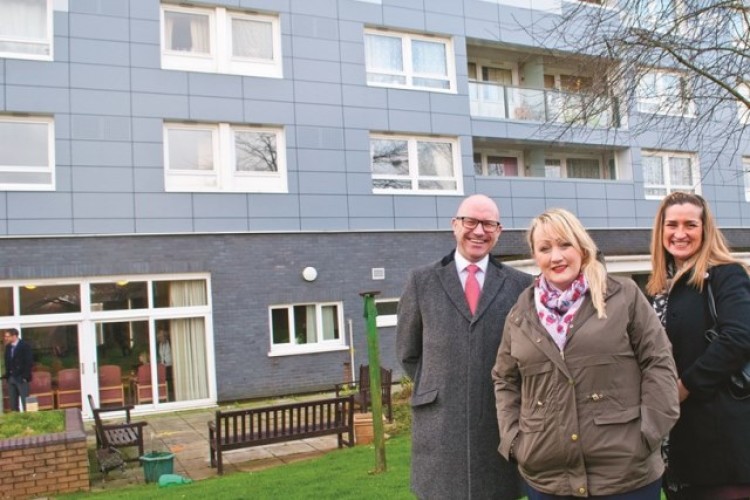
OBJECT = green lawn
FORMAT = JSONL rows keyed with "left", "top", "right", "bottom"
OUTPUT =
{"left": 59, "top": 434, "right": 415, "bottom": 500}
{"left": 0, "top": 410, "right": 64, "bottom": 439}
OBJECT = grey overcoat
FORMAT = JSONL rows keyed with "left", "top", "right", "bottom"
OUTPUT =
{"left": 397, "top": 252, "right": 532, "bottom": 500}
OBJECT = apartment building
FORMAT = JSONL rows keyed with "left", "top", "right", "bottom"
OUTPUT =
{"left": 0, "top": 0, "right": 748, "bottom": 414}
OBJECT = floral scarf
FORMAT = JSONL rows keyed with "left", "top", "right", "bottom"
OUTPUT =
{"left": 652, "top": 261, "right": 675, "bottom": 327}
{"left": 534, "top": 273, "right": 588, "bottom": 352}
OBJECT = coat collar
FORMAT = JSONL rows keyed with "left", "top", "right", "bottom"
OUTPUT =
{"left": 438, "top": 251, "right": 507, "bottom": 322}
{"left": 513, "top": 274, "right": 624, "bottom": 377}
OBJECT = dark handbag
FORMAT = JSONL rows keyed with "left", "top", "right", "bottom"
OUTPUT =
{"left": 704, "top": 279, "right": 750, "bottom": 400}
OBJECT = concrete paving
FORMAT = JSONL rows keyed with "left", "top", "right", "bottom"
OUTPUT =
{"left": 86, "top": 402, "right": 341, "bottom": 492}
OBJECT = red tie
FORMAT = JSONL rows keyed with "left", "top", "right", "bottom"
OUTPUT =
{"left": 465, "top": 264, "right": 481, "bottom": 314}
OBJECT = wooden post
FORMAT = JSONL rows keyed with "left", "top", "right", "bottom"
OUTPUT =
{"left": 360, "top": 290, "right": 386, "bottom": 473}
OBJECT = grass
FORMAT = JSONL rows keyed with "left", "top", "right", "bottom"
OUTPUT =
{"left": 0, "top": 409, "right": 65, "bottom": 439}
{"left": 59, "top": 434, "right": 414, "bottom": 500}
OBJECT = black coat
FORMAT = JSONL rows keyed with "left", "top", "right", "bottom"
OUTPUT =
{"left": 665, "top": 263, "right": 750, "bottom": 485}
{"left": 4, "top": 338, "right": 33, "bottom": 382}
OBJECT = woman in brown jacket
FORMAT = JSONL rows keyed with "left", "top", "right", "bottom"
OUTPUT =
{"left": 493, "top": 208, "right": 679, "bottom": 499}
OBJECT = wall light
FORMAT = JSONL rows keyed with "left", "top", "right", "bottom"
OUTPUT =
{"left": 24, "top": 284, "right": 37, "bottom": 290}
{"left": 302, "top": 267, "right": 318, "bottom": 282}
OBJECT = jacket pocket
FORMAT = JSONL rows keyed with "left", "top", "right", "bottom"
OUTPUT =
{"left": 593, "top": 405, "right": 639, "bottom": 425}
{"left": 411, "top": 388, "right": 438, "bottom": 407}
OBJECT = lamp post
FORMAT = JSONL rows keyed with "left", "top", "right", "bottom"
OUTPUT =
{"left": 359, "top": 290, "right": 386, "bottom": 473}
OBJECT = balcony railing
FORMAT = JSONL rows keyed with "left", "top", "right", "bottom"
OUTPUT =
{"left": 469, "top": 81, "right": 619, "bottom": 128}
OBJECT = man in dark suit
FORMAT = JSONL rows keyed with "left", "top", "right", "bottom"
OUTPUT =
{"left": 3, "top": 328, "right": 33, "bottom": 411}
{"left": 397, "top": 194, "right": 532, "bottom": 500}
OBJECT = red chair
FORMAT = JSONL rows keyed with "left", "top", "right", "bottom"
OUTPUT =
{"left": 29, "top": 371, "right": 55, "bottom": 410}
{"left": 55, "top": 368, "right": 82, "bottom": 409}
{"left": 98, "top": 365, "right": 125, "bottom": 407}
{"left": 134, "top": 363, "right": 167, "bottom": 404}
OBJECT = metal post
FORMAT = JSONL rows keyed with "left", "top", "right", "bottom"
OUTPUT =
{"left": 360, "top": 290, "right": 386, "bottom": 473}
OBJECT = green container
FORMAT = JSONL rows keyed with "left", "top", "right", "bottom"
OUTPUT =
{"left": 140, "top": 452, "right": 175, "bottom": 483}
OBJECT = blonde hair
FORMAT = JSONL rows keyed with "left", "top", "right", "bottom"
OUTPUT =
{"left": 527, "top": 208, "right": 608, "bottom": 318}
{"left": 647, "top": 191, "right": 744, "bottom": 295}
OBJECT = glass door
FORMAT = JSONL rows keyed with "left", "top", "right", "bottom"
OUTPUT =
{"left": 20, "top": 323, "right": 82, "bottom": 413}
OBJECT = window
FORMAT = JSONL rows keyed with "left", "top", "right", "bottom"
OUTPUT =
{"left": 375, "top": 299, "right": 399, "bottom": 328}
{"left": 164, "top": 122, "right": 286, "bottom": 193}
{"left": 642, "top": 151, "right": 698, "bottom": 199}
{"left": 269, "top": 303, "right": 346, "bottom": 355}
{"left": 545, "top": 156, "right": 605, "bottom": 179}
{"left": 743, "top": 157, "right": 750, "bottom": 202}
{"left": 0, "top": 274, "right": 214, "bottom": 409}
{"left": 473, "top": 152, "right": 520, "bottom": 177}
{"left": 0, "top": 0, "right": 52, "bottom": 60}
{"left": 738, "top": 83, "right": 750, "bottom": 125}
{"left": 0, "top": 116, "right": 55, "bottom": 191}
{"left": 161, "top": 4, "right": 281, "bottom": 77}
{"left": 364, "top": 29, "right": 455, "bottom": 92}
{"left": 637, "top": 70, "right": 693, "bottom": 116}
{"left": 370, "top": 134, "right": 462, "bottom": 194}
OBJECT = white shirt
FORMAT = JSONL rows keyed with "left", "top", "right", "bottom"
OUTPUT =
{"left": 454, "top": 251, "right": 489, "bottom": 291}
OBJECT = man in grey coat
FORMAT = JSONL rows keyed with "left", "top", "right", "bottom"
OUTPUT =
{"left": 397, "top": 194, "right": 532, "bottom": 500}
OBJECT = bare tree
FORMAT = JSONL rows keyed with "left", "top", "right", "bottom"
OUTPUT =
{"left": 235, "top": 132, "right": 278, "bottom": 172}
{"left": 531, "top": 0, "right": 749, "bottom": 171}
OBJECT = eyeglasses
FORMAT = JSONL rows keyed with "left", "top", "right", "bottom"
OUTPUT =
{"left": 455, "top": 217, "right": 502, "bottom": 233}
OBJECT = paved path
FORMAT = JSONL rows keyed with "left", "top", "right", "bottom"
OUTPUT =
{"left": 87, "top": 402, "right": 341, "bottom": 492}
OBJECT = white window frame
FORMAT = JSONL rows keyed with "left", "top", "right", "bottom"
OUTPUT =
{"left": 0, "top": 0, "right": 53, "bottom": 61}
{"left": 738, "top": 83, "right": 750, "bottom": 125}
{"left": 374, "top": 298, "right": 399, "bottom": 328}
{"left": 268, "top": 302, "right": 347, "bottom": 356}
{"left": 160, "top": 4, "right": 282, "bottom": 78}
{"left": 0, "top": 272, "right": 217, "bottom": 414}
{"left": 163, "top": 122, "right": 287, "bottom": 193}
{"left": 544, "top": 154, "right": 607, "bottom": 180}
{"left": 743, "top": 157, "right": 750, "bottom": 202}
{"left": 370, "top": 133, "right": 463, "bottom": 195}
{"left": 364, "top": 28, "right": 456, "bottom": 93}
{"left": 473, "top": 150, "right": 524, "bottom": 177}
{"left": 636, "top": 69, "right": 694, "bottom": 116}
{"left": 0, "top": 115, "right": 55, "bottom": 191}
{"left": 642, "top": 150, "right": 700, "bottom": 199}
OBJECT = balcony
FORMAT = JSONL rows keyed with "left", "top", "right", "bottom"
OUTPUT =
{"left": 469, "top": 81, "right": 619, "bottom": 128}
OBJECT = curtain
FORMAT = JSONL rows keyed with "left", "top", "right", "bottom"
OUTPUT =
{"left": 232, "top": 18, "right": 272, "bottom": 59}
{"left": 412, "top": 40, "right": 446, "bottom": 76}
{"left": 0, "top": 0, "right": 47, "bottom": 55}
{"left": 365, "top": 34, "right": 402, "bottom": 72}
{"left": 165, "top": 11, "right": 210, "bottom": 54}
{"left": 169, "top": 281, "right": 209, "bottom": 401}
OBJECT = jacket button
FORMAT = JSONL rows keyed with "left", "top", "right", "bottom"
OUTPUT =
{"left": 568, "top": 379, "right": 575, "bottom": 385}
{"left": 571, "top": 434, "right": 579, "bottom": 441}
{"left": 578, "top": 487, "right": 586, "bottom": 494}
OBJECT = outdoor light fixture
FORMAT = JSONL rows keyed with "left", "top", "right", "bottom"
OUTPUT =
{"left": 302, "top": 267, "right": 318, "bottom": 282}
{"left": 24, "top": 284, "right": 37, "bottom": 290}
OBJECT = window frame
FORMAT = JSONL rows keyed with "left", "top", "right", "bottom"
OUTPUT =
{"left": 737, "top": 83, "right": 750, "bottom": 125}
{"left": 163, "top": 122, "right": 287, "bottom": 193}
{"left": 0, "top": 115, "right": 55, "bottom": 191}
{"left": 374, "top": 298, "right": 399, "bottom": 328}
{"left": 268, "top": 302, "right": 347, "bottom": 356}
{"left": 743, "top": 157, "right": 750, "bottom": 202}
{"left": 370, "top": 133, "right": 463, "bottom": 195}
{"left": 642, "top": 150, "right": 700, "bottom": 199}
{"left": 160, "top": 4, "right": 282, "bottom": 78}
{"left": 0, "top": 0, "right": 53, "bottom": 61}
{"left": 473, "top": 150, "right": 524, "bottom": 177}
{"left": 636, "top": 69, "right": 694, "bottom": 117}
{"left": 364, "top": 28, "right": 456, "bottom": 93}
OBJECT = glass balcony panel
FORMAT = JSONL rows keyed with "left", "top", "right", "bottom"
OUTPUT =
{"left": 469, "top": 82, "right": 507, "bottom": 119}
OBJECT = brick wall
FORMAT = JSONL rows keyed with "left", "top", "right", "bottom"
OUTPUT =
{"left": 0, "top": 409, "right": 89, "bottom": 499}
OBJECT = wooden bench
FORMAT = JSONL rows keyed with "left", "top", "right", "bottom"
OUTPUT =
{"left": 88, "top": 394, "right": 148, "bottom": 461}
{"left": 208, "top": 395, "right": 355, "bottom": 475}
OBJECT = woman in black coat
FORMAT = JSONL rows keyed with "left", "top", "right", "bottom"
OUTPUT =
{"left": 648, "top": 192, "right": 750, "bottom": 499}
